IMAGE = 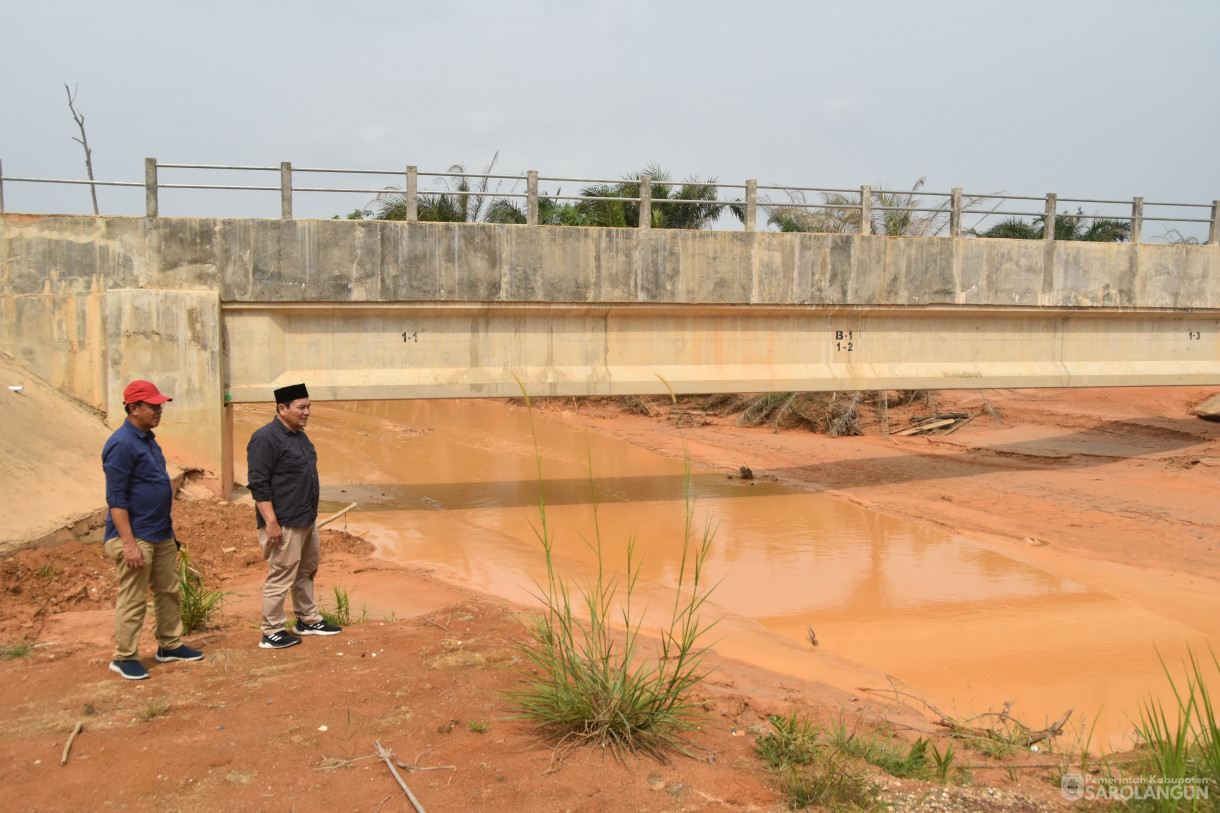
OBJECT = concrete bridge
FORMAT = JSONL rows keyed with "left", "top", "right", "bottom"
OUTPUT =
{"left": 2, "top": 213, "right": 1218, "bottom": 487}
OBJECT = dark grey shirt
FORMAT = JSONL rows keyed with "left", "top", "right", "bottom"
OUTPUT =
{"left": 246, "top": 417, "right": 319, "bottom": 528}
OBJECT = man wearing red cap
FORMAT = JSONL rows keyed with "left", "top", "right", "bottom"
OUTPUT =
{"left": 102, "top": 380, "right": 204, "bottom": 680}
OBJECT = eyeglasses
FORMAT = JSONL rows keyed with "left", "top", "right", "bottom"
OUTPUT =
{"left": 135, "top": 402, "right": 164, "bottom": 412}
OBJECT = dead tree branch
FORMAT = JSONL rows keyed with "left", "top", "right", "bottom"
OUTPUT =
{"left": 375, "top": 739, "right": 427, "bottom": 813}
{"left": 859, "top": 677, "right": 1073, "bottom": 747}
{"left": 64, "top": 83, "right": 98, "bottom": 215}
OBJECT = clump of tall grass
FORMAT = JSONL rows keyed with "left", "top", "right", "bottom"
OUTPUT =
{"left": 506, "top": 384, "right": 720, "bottom": 761}
{"left": 1130, "top": 648, "right": 1220, "bottom": 811}
{"left": 178, "top": 549, "right": 231, "bottom": 633}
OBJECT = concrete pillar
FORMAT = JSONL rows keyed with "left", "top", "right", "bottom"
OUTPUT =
{"left": 406, "top": 166, "right": 418, "bottom": 223}
{"left": 950, "top": 188, "right": 962, "bottom": 237}
{"left": 745, "top": 179, "right": 757, "bottom": 232}
{"left": 145, "top": 158, "right": 158, "bottom": 218}
{"left": 1210, "top": 200, "right": 1219, "bottom": 246}
{"left": 280, "top": 162, "right": 293, "bottom": 220}
{"left": 527, "top": 170, "right": 539, "bottom": 226}
{"left": 860, "top": 185, "right": 872, "bottom": 235}
{"left": 1044, "top": 193, "right": 1057, "bottom": 241}
{"left": 1130, "top": 197, "right": 1143, "bottom": 244}
{"left": 639, "top": 175, "right": 652, "bottom": 230}
{"left": 106, "top": 289, "right": 223, "bottom": 474}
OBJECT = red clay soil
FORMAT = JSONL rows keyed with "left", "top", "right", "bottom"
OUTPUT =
{"left": 4, "top": 386, "right": 1218, "bottom": 812}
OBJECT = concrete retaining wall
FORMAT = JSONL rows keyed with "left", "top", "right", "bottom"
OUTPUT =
{"left": 3, "top": 213, "right": 1219, "bottom": 472}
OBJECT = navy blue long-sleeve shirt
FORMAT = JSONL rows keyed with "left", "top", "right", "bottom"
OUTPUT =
{"left": 102, "top": 419, "right": 175, "bottom": 543}
{"left": 246, "top": 417, "right": 320, "bottom": 528}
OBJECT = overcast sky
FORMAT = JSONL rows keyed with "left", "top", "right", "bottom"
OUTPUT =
{"left": 2, "top": 0, "right": 1217, "bottom": 234}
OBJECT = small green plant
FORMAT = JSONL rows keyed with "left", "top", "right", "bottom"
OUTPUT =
{"left": 756, "top": 710, "right": 821, "bottom": 772}
{"left": 178, "top": 550, "right": 231, "bottom": 633}
{"left": 506, "top": 382, "right": 720, "bottom": 761}
{"left": 319, "top": 585, "right": 355, "bottom": 626}
{"left": 35, "top": 563, "right": 57, "bottom": 581}
{"left": 878, "top": 736, "right": 933, "bottom": 779}
{"left": 930, "top": 740, "right": 956, "bottom": 784}
{"left": 0, "top": 642, "right": 33, "bottom": 660}
{"left": 756, "top": 711, "right": 879, "bottom": 810}
{"left": 777, "top": 752, "right": 877, "bottom": 812}
{"left": 830, "top": 718, "right": 934, "bottom": 779}
{"left": 469, "top": 719, "right": 488, "bottom": 734}
{"left": 971, "top": 733, "right": 1018, "bottom": 761}
{"left": 138, "top": 697, "right": 170, "bottom": 721}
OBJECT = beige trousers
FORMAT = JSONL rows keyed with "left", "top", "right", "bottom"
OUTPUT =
{"left": 104, "top": 536, "right": 183, "bottom": 661}
{"left": 259, "top": 525, "right": 323, "bottom": 635}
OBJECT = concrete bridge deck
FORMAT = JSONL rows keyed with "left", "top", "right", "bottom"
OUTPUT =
{"left": 2, "top": 213, "right": 1218, "bottom": 480}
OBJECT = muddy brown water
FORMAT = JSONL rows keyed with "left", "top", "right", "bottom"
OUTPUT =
{"left": 234, "top": 399, "right": 1217, "bottom": 749}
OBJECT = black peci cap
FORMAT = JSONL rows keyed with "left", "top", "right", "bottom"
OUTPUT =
{"left": 273, "top": 383, "right": 309, "bottom": 405}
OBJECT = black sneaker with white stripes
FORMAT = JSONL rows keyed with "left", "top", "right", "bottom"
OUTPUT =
{"left": 259, "top": 630, "right": 303, "bottom": 649}
{"left": 295, "top": 618, "right": 342, "bottom": 636}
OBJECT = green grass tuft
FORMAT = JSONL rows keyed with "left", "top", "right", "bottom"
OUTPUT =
{"left": 755, "top": 710, "right": 881, "bottom": 810}
{"left": 138, "top": 697, "right": 170, "bottom": 721}
{"left": 830, "top": 717, "right": 937, "bottom": 780}
{"left": 756, "top": 710, "right": 821, "bottom": 772}
{"left": 317, "top": 583, "right": 356, "bottom": 625}
{"left": 0, "top": 642, "right": 33, "bottom": 660}
{"left": 178, "top": 549, "right": 231, "bottom": 633}
{"left": 506, "top": 381, "right": 720, "bottom": 762}
{"left": 1129, "top": 647, "right": 1220, "bottom": 812}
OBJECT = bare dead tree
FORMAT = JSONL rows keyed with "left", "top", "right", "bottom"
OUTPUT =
{"left": 64, "top": 83, "right": 98, "bottom": 214}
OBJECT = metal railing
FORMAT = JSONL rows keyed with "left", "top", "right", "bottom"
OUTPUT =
{"left": 1, "top": 157, "right": 1216, "bottom": 244}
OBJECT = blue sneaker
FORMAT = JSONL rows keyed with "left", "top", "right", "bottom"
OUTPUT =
{"left": 109, "top": 659, "right": 150, "bottom": 680}
{"left": 155, "top": 644, "right": 204, "bottom": 662}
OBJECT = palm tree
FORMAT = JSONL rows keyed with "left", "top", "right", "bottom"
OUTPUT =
{"left": 375, "top": 153, "right": 502, "bottom": 223}
{"left": 975, "top": 208, "right": 1130, "bottom": 242}
{"left": 975, "top": 218, "right": 1040, "bottom": 240}
{"left": 764, "top": 178, "right": 961, "bottom": 236}
{"left": 485, "top": 191, "right": 591, "bottom": 226}
{"left": 579, "top": 165, "right": 741, "bottom": 229}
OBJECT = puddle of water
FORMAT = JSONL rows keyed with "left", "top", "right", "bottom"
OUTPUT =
{"left": 233, "top": 399, "right": 1218, "bottom": 747}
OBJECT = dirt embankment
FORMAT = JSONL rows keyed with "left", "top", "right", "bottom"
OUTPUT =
{"left": 0, "top": 354, "right": 118, "bottom": 553}
{"left": 2, "top": 378, "right": 1218, "bottom": 811}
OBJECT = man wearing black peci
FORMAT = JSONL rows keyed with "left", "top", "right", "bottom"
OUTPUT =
{"left": 246, "top": 383, "right": 342, "bottom": 649}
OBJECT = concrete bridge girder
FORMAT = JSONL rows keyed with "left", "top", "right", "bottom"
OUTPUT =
{"left": 223, "top": 302, "right": 1220, "bottom": 402}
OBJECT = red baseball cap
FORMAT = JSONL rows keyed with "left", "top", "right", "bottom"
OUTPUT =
{"left": 123, "top": 380, "right": 173, "bottom": 405}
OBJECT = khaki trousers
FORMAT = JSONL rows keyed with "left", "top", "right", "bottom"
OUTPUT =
{"left": 104, "top": 536, "right": 183, "bottom": 661}
{"left": 259, "top": 525, "right": 323, "bottom": 635}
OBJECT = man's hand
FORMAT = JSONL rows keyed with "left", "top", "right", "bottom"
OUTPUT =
{"left": 109, "top": 508, "right": 144, "bottom": 568}
{"left": 255, "top": 500, "right": 283, "bottom": 550}
{"left": 121, "top": 539, "right": 146, "bottom": 568}
{"left": 264, "top": 519, "right": 284, "bottom": 550}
